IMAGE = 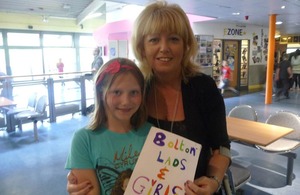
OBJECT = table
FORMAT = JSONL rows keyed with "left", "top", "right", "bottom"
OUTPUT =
{"left": 0, "top": 97, "right": 17, "bottom": 107}
{"left": 0, "top": 97, "right": 17, "bottom": 131}
{"left": 226, "top": 117, "right": 294, "bottom": 146}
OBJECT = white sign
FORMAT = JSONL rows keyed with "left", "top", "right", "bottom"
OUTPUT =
{"left": 124, "top": 127, "right": 202, "bottom": 195}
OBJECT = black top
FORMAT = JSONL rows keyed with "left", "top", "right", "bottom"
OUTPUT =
{"left": 147, "top": 73, "right": 231, "bottom": 179}
{"left": 91, "top": 55, "right": 103, "bottom": 72}
{"left": 279, "top": 60, "right": 292, "bottom": 79}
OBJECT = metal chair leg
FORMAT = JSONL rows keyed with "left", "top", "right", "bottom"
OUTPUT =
{"left": 33, "top": 120, "right": 38, "bottom": 141}
{"left": 280, "top": 152, "right": 296, "bottom": 185}
{"left": 223, "top": 174, "right": 233, "bottom": 195}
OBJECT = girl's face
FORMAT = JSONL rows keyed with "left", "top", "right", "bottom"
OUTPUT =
{"left": 143, "top": 32, "right": 184, "bottom": 76}
{"left": 105, "top": 72, "right": 142, "bottom": 128}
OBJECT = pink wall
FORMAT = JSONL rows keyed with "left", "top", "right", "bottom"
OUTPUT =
{"left": 93, "top": 20, "right": 133, "bottom": 46}
{"left": 93, "top": 14, "right": 215, "bottom": 53}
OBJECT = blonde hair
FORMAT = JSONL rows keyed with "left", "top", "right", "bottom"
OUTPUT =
{"left": 131, "top": 0, "right": 201, "bottom": 83}
{"left": 88, "top": 58, "right": 147, "bottom": 130}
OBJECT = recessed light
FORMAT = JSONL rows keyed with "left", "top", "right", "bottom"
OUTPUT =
{"left": 63, "top": 4, "right": 71, "bottom": 9}
{"left": 281, "top": 6, "right": 285, "bottom": 9}
{"left": 276, "top": 21, "right": 283, "bottom": 25}
{"left": 232, "top": 12, "right": 240, "bottom": 15}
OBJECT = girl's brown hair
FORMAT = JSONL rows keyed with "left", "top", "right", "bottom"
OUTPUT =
{"left": 87, "top": 58, "right": 147, "bottom": 130}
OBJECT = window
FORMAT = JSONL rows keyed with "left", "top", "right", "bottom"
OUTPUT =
{"left": 43, "top": 34, "right": 73, "bottom": 47}
{"left": 0, "top": 33, "right": 3, "bottom": 46}
{"left": 43, "top": 48, "right": 76, "bottom": 73}
{"left": 79, "top": 35, "right": 97, "bottom": 47}
{"left": 0, "top": 49, "right": 6, "bottom": 73}
{"left": 9, "top": 49, "right": 43, "bottom": 79}
{"left": 79, "top": 48, "right": 95, "bottom": 71}
{"left": 79, "top": 35, "right": 98, "bottom": 71}
{"left": 7, "top": 33, "right": 40, "bottom": 46}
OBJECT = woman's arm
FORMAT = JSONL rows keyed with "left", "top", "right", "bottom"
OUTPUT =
{"left": 70, "top": 169, "right": 100, "bottom": 195}
{"left": 184, "top": 150, "right": 230, "bottom": 195}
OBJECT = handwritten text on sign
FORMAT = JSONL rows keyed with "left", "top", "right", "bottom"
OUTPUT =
{"left": 124, "top": 127, "right": 202, "bottom": 195}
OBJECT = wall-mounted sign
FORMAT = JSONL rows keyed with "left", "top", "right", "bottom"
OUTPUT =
{"left": 224, "top": 28, "right": 246, "bottom": 36}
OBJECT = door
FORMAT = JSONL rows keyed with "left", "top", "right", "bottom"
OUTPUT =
{"left": 223, "top": 40, "right": 240, "bottom": 89}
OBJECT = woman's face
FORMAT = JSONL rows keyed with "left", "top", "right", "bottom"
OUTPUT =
{"left": 143, "top": 32, "right": 184, "bottom": 76}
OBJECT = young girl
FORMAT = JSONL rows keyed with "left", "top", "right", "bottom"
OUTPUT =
{"left": 65, "top": 58, "right": 151, "bottom": 195}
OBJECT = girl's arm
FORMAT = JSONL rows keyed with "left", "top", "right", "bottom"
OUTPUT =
{"left": 71, "top": 169, "right": 100, "bottom": 195}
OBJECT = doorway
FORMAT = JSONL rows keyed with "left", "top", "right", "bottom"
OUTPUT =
{"left": 223, "top": 40, "right": 240, "bottom": 89}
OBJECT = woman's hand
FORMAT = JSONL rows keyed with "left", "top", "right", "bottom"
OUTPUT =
{"left": 184, "top": 176, "right": 219, "bottom": 195}
{"left": 67, "top": 171, "right": 93, "bottom": 195}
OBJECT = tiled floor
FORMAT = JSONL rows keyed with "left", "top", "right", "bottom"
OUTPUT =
{"left": 0, "top": 88, "right": 300, "bottom": 195}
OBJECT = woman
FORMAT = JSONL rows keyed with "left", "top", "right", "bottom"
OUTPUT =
{"left": 67, "top": 1, "right": 231, "bottom": 194}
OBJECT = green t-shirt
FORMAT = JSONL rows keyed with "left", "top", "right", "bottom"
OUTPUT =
{"left": 65, "top": 122, "right": 152, "bottom": 195}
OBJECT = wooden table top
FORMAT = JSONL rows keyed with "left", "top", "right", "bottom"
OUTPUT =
{"left": 0, "top": 97, "right": 17, "bottom": 107}
{"left": 226, "top": 117, "right": 294, "bottom": 146}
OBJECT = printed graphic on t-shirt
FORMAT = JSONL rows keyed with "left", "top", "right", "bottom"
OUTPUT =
{"left": 96, "top": 144, "right": 140, "bottom": 194}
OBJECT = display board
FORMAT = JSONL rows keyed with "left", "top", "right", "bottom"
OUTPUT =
{"left": 195, "top": 35, "right": 214, "bottom": 66}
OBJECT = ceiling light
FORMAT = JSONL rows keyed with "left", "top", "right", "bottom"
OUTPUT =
{"left": 232, "top": 12, "right": 240, "bottom": 15}
{"left": 42, "top": 15, "right": 48, "bottom": 23}
{"left": 276, "top": 21, "right": 283, "bottom": 25}
{"left": 281, "top": 6, "right": 285, "bottom": 9}
{"left": 63, "top": 4, "right": 71, "bottom": 9}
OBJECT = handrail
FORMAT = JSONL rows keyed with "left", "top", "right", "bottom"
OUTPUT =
{"left": 0, "top": 70, "right": 93, "bottom": 79}
{"left": 0, "top": 73, "right": 94, "bottom": 122}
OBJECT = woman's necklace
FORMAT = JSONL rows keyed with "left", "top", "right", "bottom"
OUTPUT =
{"left": 154, "top": 83, "right": 180, "bottom": 132}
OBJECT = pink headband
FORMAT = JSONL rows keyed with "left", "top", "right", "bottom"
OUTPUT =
{"left": 96, "top": 60, "right": 134, "bottom": 86}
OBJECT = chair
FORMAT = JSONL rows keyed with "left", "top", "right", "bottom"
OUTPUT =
{"left": 5, "top": 93, "right": 37, "bottom": 132}
{"left": 228, "top": 105, "right": 258, "bottom": 121}
{"left": 223, "top": 105, "right": 255, "bottom": 194}
{"left": 14, "top": 95, "right": 48, "bottom": 141}
{"left": 255, "top": 111, "right": 300, "bottom": 185}
{"left": 0, "top": 114, "right": 6, "bottom": 129}
{"left": 223, "top": 162, "right": 251, "bottom": 195}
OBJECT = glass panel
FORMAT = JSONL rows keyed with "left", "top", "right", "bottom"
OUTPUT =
{"left": 79, "top": 35, "right": 97, "bottom": 48}
{"left": 43, "top": 48, "right": 76, "bottom": 73}
{"left": 43, "top": 34, "right": 73, "bottom": 47}
{"left": 9, "top": 49, "right": 43, "bottom": 80}
{"left": 0, "top": 49, "right": 6, "bottom": 74}
{"left": 79, "top": 48, "right": 95, "bottom": 72}
{"left": 0, "top": 32, "right": 3, "bottom": 46}
{"left": 7, "top": 33, "right": 40, "bottom": 46}
{"left": 223, "top": 40, "right": 239, "bottom": 87}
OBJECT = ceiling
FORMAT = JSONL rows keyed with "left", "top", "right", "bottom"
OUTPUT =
{"left": 0, "top": 0, "right": 299, "bottom": 36}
